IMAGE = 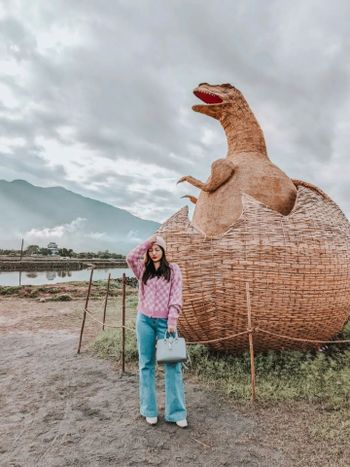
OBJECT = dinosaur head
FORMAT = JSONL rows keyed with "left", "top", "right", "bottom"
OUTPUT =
{"left": 192, "top": 82, "right": 243, "bottom": 120}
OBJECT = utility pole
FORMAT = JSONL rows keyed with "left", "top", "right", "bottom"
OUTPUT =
{"left": 19, "top": 238, "right": 24, "bottom": 260}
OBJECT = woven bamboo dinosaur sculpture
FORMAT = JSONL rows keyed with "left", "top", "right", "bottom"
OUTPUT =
{"left": 154, "top": 82, "right": 350, "bottom": 353}
{"left": 177, "top": 82, "right": 297, "bottom": 236}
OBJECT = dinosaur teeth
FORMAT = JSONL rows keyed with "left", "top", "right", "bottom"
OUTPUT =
{"left": 194, "top": 89, "right": 223, "bottom": 105}
{"left": 202, "top": 90, "right": 217, "bottom": 97}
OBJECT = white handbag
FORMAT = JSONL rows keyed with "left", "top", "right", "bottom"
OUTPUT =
{"left": 156, "top": 330, "right": 187, "bottom": 363}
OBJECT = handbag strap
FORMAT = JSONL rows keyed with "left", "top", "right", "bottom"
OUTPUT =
{"left": 163, "top": 329, "right": 178, "bottom": 342}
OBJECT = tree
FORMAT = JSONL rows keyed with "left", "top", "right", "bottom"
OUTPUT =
{"left": 25, "top": 245, "right": 40, "bottom": 255}
{"left": 58, "top": 248, "right": 74, "bottom": 257}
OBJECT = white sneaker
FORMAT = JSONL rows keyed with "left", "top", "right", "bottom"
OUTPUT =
{"left": 146, "top": 416, "right": 158, "bottom": 425}
{"left": 176, "top": 419, "right": 188, "bottom": 428}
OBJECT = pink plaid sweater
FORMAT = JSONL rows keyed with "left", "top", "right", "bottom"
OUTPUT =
{"left": 126, "top": 239, "right": 183, "bottom": 326}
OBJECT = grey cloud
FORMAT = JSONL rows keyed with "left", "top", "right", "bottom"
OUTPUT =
{"left": 0, "top": 0, "right": 350, "bottom": 220}
{"left": 0, "top": 143, "right": 67, "bottom": 184}
{"left": 0, "top": 16, "right": 37, "bottom": 61}
{"left": 47, "top": 168, "right": 184, "bottom": 223}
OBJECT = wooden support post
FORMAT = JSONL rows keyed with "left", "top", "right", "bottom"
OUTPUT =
{"left": 121, "top": 273, "right": 126, "bottom": 373}
{"left": 246, "top": 282, "right": 256, "bottom": 402}
{"left": 77, "top": 268, "right": 94, "bottom": 354}
{"left": 102, "top": 273, "right": 111, "bottom": 330}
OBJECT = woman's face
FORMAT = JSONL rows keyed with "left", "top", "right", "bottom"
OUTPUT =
{"left": 148, "top": 243, "right": 163, "bottom": 262}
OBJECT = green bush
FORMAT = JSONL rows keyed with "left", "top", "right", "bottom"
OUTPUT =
{"left": 186, "top": 342, "right": 350, "bottom": 406}
{"left": 92, "top": 328, "right": 138, "bottom": 362}
{"left": 0, "top": 286, "right": 22, "bottom": 295}
{"left": 46, "top": 294, "right": 72, "bottom": 302}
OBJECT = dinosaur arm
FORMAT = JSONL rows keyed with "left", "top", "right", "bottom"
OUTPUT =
{"left": 181, "top": 194, "right": 198, "bottom": 204}
{"left": 177, "top": 175, "right": 209, "bottom": 191}
{"left": 177, "top": 159, "right": 236, "bottom": 193}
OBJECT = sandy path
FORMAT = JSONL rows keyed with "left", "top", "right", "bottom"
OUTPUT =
{"left": 0, "top": 297, "right": 284, "bottom": 466}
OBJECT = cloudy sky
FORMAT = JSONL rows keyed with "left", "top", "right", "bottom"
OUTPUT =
{"left": 1, "top": 0, "right": 350, "bottom": 223}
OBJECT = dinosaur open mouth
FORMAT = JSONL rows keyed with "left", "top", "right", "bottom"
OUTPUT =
{"left": 194, "top": 90, "right": 223, "bottom": 104}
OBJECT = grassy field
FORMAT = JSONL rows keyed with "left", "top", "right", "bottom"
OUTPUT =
{"left": 93, "top": 320, "right": 350, "bottom": 408}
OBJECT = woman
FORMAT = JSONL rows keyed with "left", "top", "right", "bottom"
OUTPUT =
{"left": 126, "top": 234, "right": 188, "bottom": 428}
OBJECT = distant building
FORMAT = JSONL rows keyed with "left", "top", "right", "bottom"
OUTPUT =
{"left": 47, "top": 242, "right": 59, "bottom": 255}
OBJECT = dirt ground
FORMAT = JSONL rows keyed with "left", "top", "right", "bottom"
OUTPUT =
{"left": 0, "top": 285, "right": 340, "bottom": 466}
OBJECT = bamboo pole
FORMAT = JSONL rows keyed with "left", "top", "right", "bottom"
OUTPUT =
{"left": 245, "top": 282, "right": 256, "bottom": 402}
{"left": 102, "top": 273, "right": 111, "bottom": 330}
{"left": 121, "top": 273, "right": 126, "bottom": 373}
{"left": 77, "top": 268, "right": 94, "bottom": 354}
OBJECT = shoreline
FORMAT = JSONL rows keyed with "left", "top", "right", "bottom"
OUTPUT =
{"left": 0, "top": 257, "right": 128, "bottom": 272}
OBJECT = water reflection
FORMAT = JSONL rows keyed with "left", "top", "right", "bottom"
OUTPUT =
{"left": 0, "top": 268, "right": 132, "bottom": 286}
{"left": 26, "top": 272, "right": 38, "bottom": 278}
{"left": 46, "top": 271, "right": 57, "bottom": 281}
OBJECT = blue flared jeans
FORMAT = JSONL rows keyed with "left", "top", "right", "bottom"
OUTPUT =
{"left": 135, "top": 312, "right": 187, "bottom": 422}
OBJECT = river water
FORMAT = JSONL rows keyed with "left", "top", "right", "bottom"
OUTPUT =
{"left": 0, "top": 267, "right": 134, "bottom": 287}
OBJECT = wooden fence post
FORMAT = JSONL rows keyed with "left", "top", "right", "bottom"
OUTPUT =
{"left": 102, "top": 273, "right": 111, "bottom": 330}
{"left": 121, "top": 273, "right": 126, "bottom": 373}
{"left": 246, "top": 282, "right": 256, "bottom": 402}
{"left": 77, "top": 268, "right": 94, "bottom": 354}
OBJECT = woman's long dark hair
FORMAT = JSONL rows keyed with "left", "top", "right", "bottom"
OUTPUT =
{"left": 142, "top": 246, "right": 171, "bottom": 284}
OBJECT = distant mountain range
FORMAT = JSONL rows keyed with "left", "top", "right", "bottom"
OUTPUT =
{"left": 0, "top": 180, "right": 160, "bottom": 254}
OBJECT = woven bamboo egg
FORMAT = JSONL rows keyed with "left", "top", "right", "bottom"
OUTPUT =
{"left": 157, "top": 179, "right": 350, "bottom": 353}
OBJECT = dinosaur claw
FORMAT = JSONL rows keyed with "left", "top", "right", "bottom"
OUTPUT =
{"left": 181, "top": 194, "right": 198, "bottom": 205}
{"left": 177, "top": 176, "right": 188, "bottom": 184}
